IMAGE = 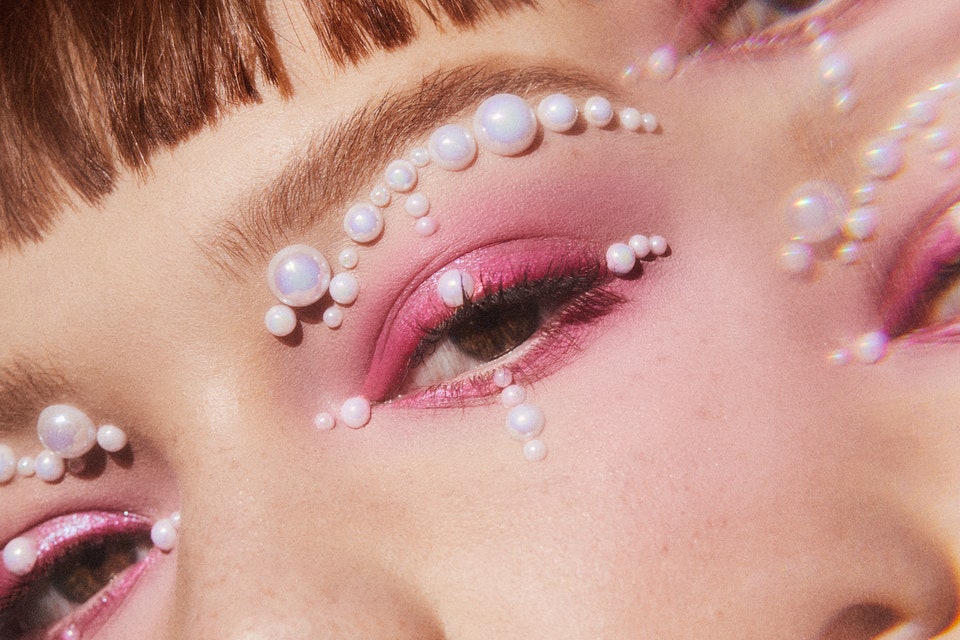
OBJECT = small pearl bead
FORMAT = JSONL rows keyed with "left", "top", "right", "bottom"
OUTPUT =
{"left": 522, "top": 439, "right": 547, "bottom": 462}
{"left": 835, "top": 241, "right": 862, "bottom": 265}
{"left": 338, "top": 247, "right": 359, "bottom": 269}
{"left": 810, "top": 32, "right": 836, "bottom": 56}
{"left": 313, "top": 412, "right": 336, "bottom": 431}
{"left": 343, "top": 203, "right": 384, "bottom": 244}
{"left": 97, "top": 424, "right": 128, "bottom": 452}
{"left": 648, "top": 235, "right": 668, "bottom": 256}
{"left": 409, "top": 146, "right": 430, "bottom": 167}
{"left": 843, "top": 206, "right": 879, "bottom": 240}
{"left": 905, "top": 97, "right": 938, "bottom": 126}
{"left": 853, "top": 183, "right": 878, "bottom": 205}
{"left": 473, "top": 93, "right": 538, "bottom": 156}
{"left": 827, "top": 348, "right": 851, "bottom": 366}
{"left": 17, "top": 456, "right": 35, "bottom": 477}
{"left": 151, "top": 518, "right": 178, "bottom": 552}
{"left": 862, "top": 137, "right": 904, "bottom": 179}
{"left": 3, "top": 537, "right": 38, "bottom": 576}
{"left": 34, "top": 450, "right": 65, "bottom": 483}
{"left": 329, "top": 273, "right": 360, "bottom": 305}
{"left": 384, "top": 159, "right": 418, "bottom": 192}
{"left": 935, "top": 149, "right": 959, "bottom": 170}
{"left": 834, "top": 88, "right": 856, "bottom": 114}
{"left": 629, "top": 234, "right": 651, "bottom": 259}
{"left": 854, "top": 331, "right": 888, "bottom": 364}
{"left": 0, "top": 444, "right": 15, "bottom": 483}
{"left": 606, "top": 243, "right": 636, "bottom": 275}
{"left": 779, "top": 241, "right": 813, "bottom": 274}
{"left": 170, "top": 512, "right": 182, "bottom": 529}
{"left": 369, "top": 185, "right": 391, "bottom": 207}
{"left": 493, "top": 368, "right": 513, "bottom": 388}
{"left": 61, "top": 625, "right": 80, "bottom": 640}
{"left": 322, "top": 306, "right": 343, "bottom": 329}
{"left": 505, "top": 403, "right": 545, "bottom": 441}
{"left": 818, "top": 52, "right": 853, "bottom": 88}
{"left": 640, "top": 112, "right": 659, "bottom": 133}
{"left": 340, "top": 396, "right": 372, "bottom": 429}
{"left": 536, "top": 94, "right": 579, "bottom": 132}
{"left": 414, "top": 216, "right": 438, "bottom": 237}
{"left": 784, "top": 181, "right": 846, "bottom": 242}
{"left": 923, "top": 127, "right": 952, "bottom": 152}
{"left": 266, "top": 244, "right": 331, "bottom": 307}
{"left": 404, "top": 193, "right": 430, "bottom": 218}
{"left": 584, "top": 96, "right": 613, "bottom": 127}
{"left": 264, "top": 304, "right": 297, "bottom": 337}
{"left": 437, "top": 269, "right": 475, "bottom": 308}
{"left": 428, "top": 124, "right": 477, "bottom": 170}
{"left": 37, "top": 404, "right": 97, "bottom": 459}
{"left": 887, "top": 121, "right": 911, "bottom": 140}
{"left": 500, "top": 384, "right": 526, "bottom": 408}
{"left": 620, "top": 107, "right": 642, "bottom": 132}
{"left": 645, "top": 45, "right": 678, "bottom": 82}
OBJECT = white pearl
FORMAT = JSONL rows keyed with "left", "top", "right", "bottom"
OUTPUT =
{"left": 500, "top": 384, "right": 526, "bottom": 408}
{"left": 0, "top": 444, "right": 15, "bottom": 483}
{"left": 629, "top": 234, "right": 651, "bottom": 258}
{"left": 818, "top": 52, "right": 853, "bottom": 88}
{"left": 313, "top": 412, "right": 336, "bottom": 431}
{"left": 905, "top": 97, "right": 938, "bottom": 126}
{"left": 853, "top": 183, "right": 878, "bottom": 205}
{"left": 3, "top": 537, "right": 38, "bottom": 576}
{"left": 338, "top": 247, "right": 359, "bottom": 269}
{"left": 340, "top": 396, "right": 371, "bottom": 429}
{"left": 37, "top": 404, "right": 97, "bottom": 459}
{"left": 843, "top": 206, "right": 878, "bottom": 240}
{"left": 492, "top": 368, "right": 513, "bottom": 388}
{"left": 778, "top": 241, "right": 813, "bottom": 274}
{"left": 584, "top": 96, "right": 613, "bottom": 127}
{"left": 923, "top": 127, "right": 952, "bottom": 152}
{"left": 784, "top": 181, "right": 846, "bottom": 242}
{"left": 645, "top": 45, "right": 678, "bottom": 82}
{"left": 404, "top": 193, "right": 430, "bottom": 218}
{"left": 170, "top": 512, "right": 182, "bottom": 529}
{"left": 606, "top": 243, "right": 635, "bottom": 275}
{"left": 369, "top": 185, "right": 391, "bottom": 207}
{"left": 827, "top": 348, "right": 851, "bottom": 366}
{"left": 414, "top": 216, "right": 438, "bottom": 237}
{"left": 505, "top": 403, "right": 545, "bottom": 441}
{"left": 343, "top": 203, "right": 384, "bottom": 244}
{"left": 151, "top": 518, "right": 178, "bottom": 552}
{"left": 862, "top": 137, "right": 904, "bottom": 179}
{"left": 428, "top": 124, "right": 477, "bottom": 170}
{"left": 641, "top": 112, "right": 659, "bottom": 133}
{"left": 473, "top": 94, "right": 538, "bottom": 156}
{"left": 437, "top": 269, "right": 475, "bottom": 308}
{"left": 536, "top": 94, "right": 579, "bottom": 132}
{"left": 96, "top": 424, "right": 128, "bottom": 453}
{"left": 266, "top": 244, "right": 331, "bottom": 307}
{"left": 522, "top": 439, "right": 547, "bottom": 462}
{"left": 835, "top": 241, "right": 862, "bottom": 265}
{"left": 264, "top": 304, "right": 297, "bottom": 337}
{"left": 384, "top": 159, "right": 417, "bottom": 192}
{"left": 329, "top": 273, "right": 360, "bottom": 305}
{"left": 854, "top": 331, "right": 888, "bottom": 364}
{"left": 649, "top": 235, "right": 668, "bottom": 256}
{"left": 34, "top": 450, "right": 65, "bottom": 482}
{"left": 17, "top": 456, "right": 34, "bottom": 477}
{"left": 323, "top": 306, "right": 343, "bottom": 329}
{"left": 620, "top": 108, "right": 642, "bottom": 132}
{"left": 834, "top": 88, "right": 856, "bottom": 114}
{"left": 409, "top": 146, "right": 430, "bottom": 167}
{"left": 935, "top": 149, "right": 959, "bottom": 170}
{"left": 810, "top": 33, "right": 836, "bottom": 56}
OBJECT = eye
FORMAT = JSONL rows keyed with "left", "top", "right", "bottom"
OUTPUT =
{"left": 691, "top": 0, "right": 831, "bottom": 46}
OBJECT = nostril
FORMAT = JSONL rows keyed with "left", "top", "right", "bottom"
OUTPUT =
{"left": 818, "top": 603, "right": 900, "bottom": 640}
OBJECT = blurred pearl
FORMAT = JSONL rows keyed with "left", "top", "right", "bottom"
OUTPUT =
{"left": 649, "top": 235, "right": 668, "bottom": 256}
{"left": 629, "top": 234, "right": 651, "bottom": 258}
{"left": 404, "top": 193, "right": 430, "bottom": 218}
{"left": 536, "top": 94, "right": 579, "bottom": 132}
{"left": 843, "top": 206, "right": 878, "bottom": 240}
{"left": 645, "top": 45, "right": 678, "bottom": 82}
{"left": 500, "top": 384, "right": 526, "bottom": 408}
{"left": 505, "top": 403, "right": 545, "bottom": 441}
{"left": 338, "top": 247, "right": 359, "bottom": 269}
{"left": 428, "top": 124, "right": 477, "bottom": 170}
{"left": 818, "top": 52, "right": 852, "bottom": 88}
{"left": 369, "top": 185, "right": 391, "bottom": 207}
{"left": 151, "top": 518, "right": 178, "bottom": 552}
{"left": 853, "top": 182, "right": 878, "bottom": 205}
{"left": 409, "top": 146, "right": 430, "bottom": 167}
{"left": 16, "top": 456, "right": 34, "bottom": 477}
{"left": 34, "top": 450, "right": 65, "bottom": 483}
{"left": 606, "top": 243, "right": 635, "bottom": 275}
{"left": 854, "top": 331, "right": 888, "bottom": 364}
{"left": 0, "top": 445, "right": 15, "bottom": 483}
{"left": 170, "top": 512, "right": 181, "bottom": 529}
{"left": 835, "top": 241, "right": 862, "bottom": 265}
{"left": 266, "top": 244, "right": 331, "bottom": 307}
{"left": 340, "top": 396, "right": 372, "bottom": 429}
{"left": 414, "top": 216, "right": 438, "bottom": 236}
{"left": 61, "top": 625, "right": 80, "bottom": 640}
{"left": 493, "top": 368, "right": 513, "bottom": 388}
{"left": 640, "top": 112, "right": 659, "bottom": 133}
{"left": 905, "top": 97, "right": 938, "bottom": 126}
{"left": 778, "top": 241, "right": 813, "bottom": 274}
{"left": 384, "top": 159, "right": 417, "bottom": 192}
{"left": 323, "top": 307, "right": 343, "bottom": 329}
{"left": 264, "top": 304, "right": 297, "bottom": 337}
{"left": 522, "top": 439, "right": 547, "bottom": 462}
{"left": 329, "top": 273, "right": 360, "bottom": 305}
{"left": 437, "top": 269, "right": 475, "bottom": 308}
{"left": 343, "top": 203, "right": 384, "bottom": 244}
{"left": 827, "top": 348, "right": 851, "bottom": 366}
{"left": 862, "top": 137, "right": 904, "bottom": 179}
{"left": 97, "top": 425, "right": 128, "bottom": 453}
{"left": 784, "top": 181, "right": 846, "bottom": 242}
{"left": 314, "top": 412, "right": 336, "bottom": 431}
{"left": 3, "top": 537, "right": 38, "bottom": 576}
{"left": 935, "top": 149, "right": 959, "bottom": 170}
{"left": 810, "top": 32, "right": 835, "bottom": 55}
{"left": 834, "top": 88, "right": 856, "bottom": 114}
{"left": 37, "top": 404, "right": 97, "bottom": 459}
{"left": 473, "top": 94, "right": 538, "bottom": 156}
{"left": 584, "top": 96, "right": 614, "bottom": 127}
{"left": 923, "top": 127, "right": 952, "bottom": 152}
{"left": 620, "top": 107, "right": 642, "bottom": 132}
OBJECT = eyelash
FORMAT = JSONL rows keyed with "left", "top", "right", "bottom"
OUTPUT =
{"left": 692, "top": 0, "right": 833, "bottom": 48}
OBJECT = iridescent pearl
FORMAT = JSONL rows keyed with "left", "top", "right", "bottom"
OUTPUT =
{"left": 409, "top": 147, "right": 430, "bottom": 167}
{"left": 340, "top": 396, "right": 371, "bottom": 429}
{"left": 500, "top": 384, "right": 526, "bottom": 408}
{"left": 606, "top": 243, "right": 636, "bottom": 275}
{"left": 264, "top": 304, "right": 297, "bottom": 337}
{"left": 923, "top": 127, "right": 952, "bottom": 152}
{"left": 834, "top": 89, "right": 856, "bottom": 114}
{"left": 493, "top": 368, "right": 513, "bottom": 388}
{"left": 0, "top": 445, "right": 15, "bottom": 483}
{"left": 313, "top": 412, "right": 336, "bottom": 431}
{"left": 437, "top": 269, "right": 475, "bottom": 308}
{"left": 404, "top": 193, "right": 430, "bottom": 218}
{"left": 935, "top": 149, "right": 959, "bottom": 170}
{"left": 384, "top": 159, "right": 417, "bottom": 192}
{"left": 854, "top": 331, "right": 888, "bottom": 364}
{"left": 473, "top": 93, "right": 538, "bottom": 156}
{"left": 620, "top": 108, "right": 643, "bottom": 132}
{"left": 151, "top": 518, "right": 178, "bottom": 552}
{"left": 522, "top": 439, "right": 547, "bottom": 462}
{"left": 778, "top": 241, "right": 813, "bottom": 274}
{"left": 887, "top": 121, "right": 911, "bottom": 140}
{"left": 34, "top": 450, "right": 65, "bottom": 483}
{"left": 835, "top": 241, "right": 862, "bottom": 265}
{"left": 369, "top": 185, "right": 391, "bottom": 207}
{"left": 810, "top": 32, "right": 836, "bottom": 56}
{"left": 329, "top": 273, "right": 360, "bottom": 305}
{"left": 428, "top": 124, "right": 477, "bottom": 170}
{"left": 266, "top": 244, "right": 331, "bottom": 307}
{"left": 843, "top": 206, "right": 878, "bottom": 240}
{"left": 784, "top": 181, "right": 846, "bottom": 242}
{"left": 649, "top": 235, "right": 668, "bottom": 256}
{"left": 338, "top": 247, "right": 359, "bottom": 269}
{"left": 16, "top": 456, "right": 34, "bottom": 477}
{"left": 862, "top": 137, "right": 904, "bottom": 179}
{"left": 905, "top": 97, "right": 938, "bottom": 126}
{"left": 853, "top": 183, "right": 878, "bottom": 205}
{"left": 343, "top": 203, "right": 384, "bottom": 244}
{"left": 170, "top": 512, "right": 181, "bottom": 529}
{"left": 536, "top": 94, "right": 579, "bottom": 132}
{"left": 323, "top": 307, "right": 343, "bottom": 329}
{"left": 505, "top": 403, "right": 545, "bottom": 441}
{"left": 629, "top": 234, "right": 651, "bottom": 258}
{"left": 641, "top": 112, "right": 659, "bottom": 133}
{"left": 827, "top": 348, "right": 851, "bottom": 366}
{"left": 646, "top": 45, "right": 678, "bottom": 82}
{"left": 96, "top": 424, "right": 128, "bottom": 453}
{"left": 818, "top": 52, "right": 853, "bottom": 88}
{"left": 414, "top": 216, "right": 438, "bottom": 237}
{"left": 584, "top": 96, "right": 613, "bottom": 127}
{"left": 3, "top": 536, "right": 38, "bottom": 576}
{"left": 37, "top": 404, "right": 97, "bottom": 459}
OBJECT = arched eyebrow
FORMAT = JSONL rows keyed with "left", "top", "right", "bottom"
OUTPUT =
{"left": 200, "top": 63, "right": 618, "bottom": 279}
{"left": 0, "top": 357, "right": 75, "bottom": 437}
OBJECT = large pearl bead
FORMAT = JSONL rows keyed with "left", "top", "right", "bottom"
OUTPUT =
{"left": 473, "top": 94, "right": 538, "bottom": 156}
{"left": 37, "top": 404, "right": 97, "bottom": 459}
{"left": 266, "top": 244, "right": 331, "bottom": 307}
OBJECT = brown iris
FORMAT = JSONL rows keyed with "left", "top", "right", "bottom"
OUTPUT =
{"left": 450, "top": 298, "right": 540, "bottom": 361}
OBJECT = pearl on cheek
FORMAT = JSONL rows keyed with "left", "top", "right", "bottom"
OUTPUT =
{"left": 3, "top": 537, "right": 38, "bottom": 576}
{"left": 505, "top": 403, "right": 545, "bottom": 441}
{"left": 427, "top": 124, "right": 478, "bottom": 170}
{"left": 266, "top": 245, "right": 332, "bottom": 307}
{"left": 536, "top": 94, "right": 579, "bottom": 132}
{"left": 34, "top": 450, "right": 65, "bottom": 483}
{"left": 784, "top": 181, "right": 846, "bottom": 243}
{"left": 500, "top": 384, "right": 526, "bottom": 408}
{"left": 645, "top": 45, "right": 678, "bottom": 82}
{"left": 329, "top": 273, "right": 360, "bottom": 305}
{"left": 437, "top": 269, "right": 475, "bottom": 308}
{"left": 384, "top": 159, "right": 418, "bottom": 192}
{"left": 96, "top": 424, "right": 128, "bottom": 452}
{"left": 854, "top": 331, "right": 888, "bottom": 364}
{"left": 36, "top": 404, "right": 97, "bottom": 459}
{"left": 0, "top": 444, "right": 15, "bottom": 483}
{"left": 620, "top": 108, "right": 642, "bottom": 132}
{"left": 584, "top": 96, "right": 614, "bottom": 127}
{"left": 343, "top": 203, "right": 385, "bottom": 244}
{"left": 862, "top": 137, "right": 904, "bottom": 179}
{"left": 473, "top": 94, "right": 538, "bottom": 156}
{"left": 640, "top": 113, "right": 659, "bottom": 133}
{"left": 369, "top": 185, "right": 391, "bottom": 207}
{"left": 323, "top": 307, "right": 344, "bottom": 329}
{"left": 314, "top": 412, "right": 336, "bottom": 431}
{"left": 606, "top": 243, "right": 636, "bottom": 275}
{"left": 629, "top": 234, "right": 651, "bottom": 258}
{"left": 264, "top": 304, "right": 297, "bottom": 337}
{"left": 338, "top": 247, "right": 359, "bottom": 269}
{"left": 648, "top": 235, "right": 668, "bottom": 256}
{"left": 340, "top": 396, "right": 372, "bottom": 429}
{"left": 404, "top": 193, "right": 430, "bottom": 218}
{"left": 818, "top": 52, "right": 853, "bottom": 88}
{"left": 905, "top": 96, "right": 938, "bottom": 126}
{"left": 522, "top": 439, "right": 547, "bottom": 462}
{"left": 17, "top": 456, "right": 35, "bottom": 477}
{"left": 835, "top": 241, "right": 862, "bottom": 265}
{"left": 151, "top": 518, "right": 178, "bottom": 552}
{"left": 843, "top": 206, "right": 878, "bottom": 240}
{"left": 778, "top": 241, "right": 813, "bottom": 274}
{"left": 414, "top": 217, "right": 438, "bottom": 237}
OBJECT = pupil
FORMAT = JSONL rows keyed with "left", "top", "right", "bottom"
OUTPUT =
{"left": 451, "top": 299, "right": 540, "bottom": 361}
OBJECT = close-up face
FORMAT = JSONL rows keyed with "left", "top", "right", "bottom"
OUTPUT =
{"left": 2, "top": 0, "right": 960, "bottom": 638}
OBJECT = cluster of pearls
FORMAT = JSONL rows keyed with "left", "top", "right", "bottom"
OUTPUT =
{"left": 0, "top": 405, "right": 128, "bottom": 486}
{"left": 606, "top": 233, "right": 669, "bottom": 275}
{"left": 495, "top": 368, "right": 547, "bottom": 462}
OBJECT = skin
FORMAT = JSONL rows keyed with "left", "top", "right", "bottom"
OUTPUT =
{"left": 2, "top": 0, "right": 960, "bottom": 637}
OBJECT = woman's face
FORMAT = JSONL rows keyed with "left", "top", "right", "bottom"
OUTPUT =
{"left": 3, "top": 0, "right": 960, "bottom": 637}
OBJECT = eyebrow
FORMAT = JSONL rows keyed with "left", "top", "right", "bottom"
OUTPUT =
{"left": 0, "top": 356, "right": 75, "bottom": 437}
{"left": 200, "top": 63, "right": 619, "bottom": 278}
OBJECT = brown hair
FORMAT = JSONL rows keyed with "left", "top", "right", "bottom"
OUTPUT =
{"left": 0, "top": 0, "right": 535, "bottom": 250}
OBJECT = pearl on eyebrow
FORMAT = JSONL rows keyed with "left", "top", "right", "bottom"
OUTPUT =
{"left": 537, "top": 94, "right": 579, "bottom": 132}
{"left": 266, "top": 244, "right": 332, "bottom": 307}
{"left": 584, "top": 96, "right": 614, "bottom": 128}
{"left": 37, "top": 404, "right": 98, "bottom": 459}
{"left": 473, "top": 93, "right": 539, "bottom": 156}
{"left": 427, "top": 124, "right": 477, "bottom": 170}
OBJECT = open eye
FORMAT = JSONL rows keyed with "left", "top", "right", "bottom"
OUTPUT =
{"left": 692, "top": 0, "right": 832, "bottom": 46}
